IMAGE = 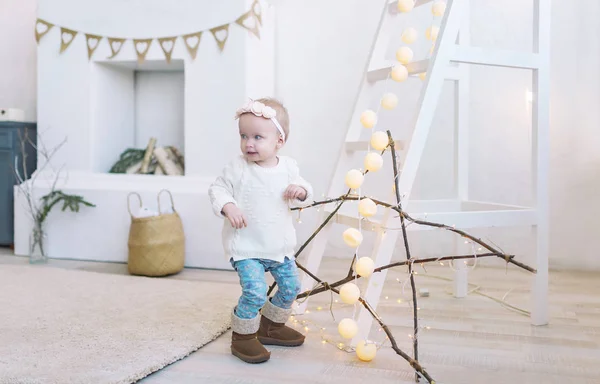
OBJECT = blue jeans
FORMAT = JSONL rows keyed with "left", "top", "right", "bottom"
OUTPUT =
{"left": 231, "top": 257, "right": 300, "bottom": 319}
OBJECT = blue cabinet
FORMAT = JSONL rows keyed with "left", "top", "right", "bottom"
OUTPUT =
{"left": 0, "top": 122, "right": 37, "bottom": 245}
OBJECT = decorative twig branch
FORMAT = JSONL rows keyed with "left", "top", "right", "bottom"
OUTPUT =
{"left": 388, "top": 131, "right": 420, "bottom": 368}
{"left": 290, "top": 196, "right": 536, "bottom": 273}
{"left": 294, "top": 259, "right": 435, "bottom": 383}
{"left": 295, "top": 253, "right": 509, "bottom": 299}
{"left": 266, "top": 130, "right": 536, "bottom": 383}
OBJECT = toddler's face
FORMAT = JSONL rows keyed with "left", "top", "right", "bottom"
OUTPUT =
{"left": 238, "top": 114, "right": 283, "bottom": 164}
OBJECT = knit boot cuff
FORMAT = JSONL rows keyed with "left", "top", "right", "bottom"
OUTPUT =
{"left": 261, "top": 299, "right": 292, "bottom": 323}
{"left": 231, "top": 309, "right": 260, "bottom": 334}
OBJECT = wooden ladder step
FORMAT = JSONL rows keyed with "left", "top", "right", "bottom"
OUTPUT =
{"left": 387, "top": 0, "right": 436, "bottom": 14}
{"left": 367, "top": 59, "right": 430, "bottom": 82}
{"left": 345, "top": 139, "right": 404, "bottom": 152}
{"left": 323, "top": 204, "right": 391, "bottom": 232}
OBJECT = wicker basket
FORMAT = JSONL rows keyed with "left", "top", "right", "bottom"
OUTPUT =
{"left": 127, "top": 189, "right": 185, "bottom": 277}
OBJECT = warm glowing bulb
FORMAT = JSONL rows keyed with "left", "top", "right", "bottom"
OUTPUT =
{"left": 397, "top": 0, "right": 414, "bottom": 12}
{"left": 345, "top": 169, "right": 364, "bottom": 189}
{"left": 360, "top": 109, "right": 377, "bottom": 129}
{"left": 391, "top": 64, "right": 408, "bottom": 82}
{"left": 364, "top": 152, "right": 383, "bottom": 172}
{"left": 355, "top": 256, "right": 375, "bottom": 277}
{"left": 401, "top": 27, "right": 417, "bottom": 44}
{"left": 358, "top": 198, "right": 377, "bottom": 217}
{"left": 425, "top": 25, "right": 440, "bottom": 41}
{"left": 338, "top": 318, "right": 359, "bottom": 339}
{"left": 381, "top": 93, "right": 398, "bottom": 110}
{"left": 396, "top": 47, "right": 414, "bottom": 64}
{"left": 432, "top": 1, "right": 446, "bottom": 16}
{"left": 370, "top": 131, "right": 388, "bottom": 151}
{"left": 339, "top": 282, "right": 361, "bottom": 304}
{"left": 419, "top": 72, "right": 427, "bottom": 80}
{"left": 356, "top": 340, "right": 377, "bottom": 361}
{"left": 343, "top": 228, "right": 363, "bottom": 248}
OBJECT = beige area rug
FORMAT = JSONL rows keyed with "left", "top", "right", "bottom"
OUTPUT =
{"left": 0, "top": 264, "right": 240, "bottom": 384}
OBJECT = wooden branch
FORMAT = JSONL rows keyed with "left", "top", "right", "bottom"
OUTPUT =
{"left": 165, "top": 147, "right": 184, "bottom": 174}
{"left": 154, "top": 146, "right": 182, "bottom": 176}
{"left": 294, "top": 259, "right": 435, "bottom": 383}
{"left": 388, "top": 130, "right": 419, "bottom": 366}
{"left": 296, "top": 253, "right": 506, "bottom": 299}
{"left": 140, "top": 137, "right": 157, "bottom": 174}
{"left": 291, "top": 194, "right": 535, "bottom": 273}
{"left": 168, "top": 146, "right": 185, "bottom": 171}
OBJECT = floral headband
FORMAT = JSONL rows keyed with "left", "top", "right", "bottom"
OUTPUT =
{"left": 235, "top": 99, "right": 286, "bottom": 141}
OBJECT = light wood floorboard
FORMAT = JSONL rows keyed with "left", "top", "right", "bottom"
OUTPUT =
{"left": 2, "top": 248, "right": 599, "bottom": 384}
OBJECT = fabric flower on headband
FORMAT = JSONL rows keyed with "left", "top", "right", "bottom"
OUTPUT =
{"left": 236, "top": 100, "right": 277, "bottom": 119}
{"left": 235, "top": 99, "right": 286, "bottom": 141}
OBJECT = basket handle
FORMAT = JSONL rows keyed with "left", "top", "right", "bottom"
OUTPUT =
{"left": 157, "top": 189, "right": 176, "bottom": 214}
{"left": 127, "top": 192, "right": 142, "bottom": 218}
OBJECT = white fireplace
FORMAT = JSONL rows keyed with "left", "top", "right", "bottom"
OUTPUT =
{"left": 14, "top": 0, "right": 275, "bottom": 269}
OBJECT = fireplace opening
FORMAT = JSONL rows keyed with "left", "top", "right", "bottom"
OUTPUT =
{"left": 91, "top": 59, "right": 185, "bottom": 176}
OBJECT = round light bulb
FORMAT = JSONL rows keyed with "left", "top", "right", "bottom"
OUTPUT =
{"left": 345, "top": 169, "right": 364, "bottom": 189}
{"left": 360, "top": 110, "right": 377, "bottom": 129}
{"left": 355, "top": 257, "right": 375, "bottom": 277}
{"left": 339, "top": 282, "right": 361, "bottom": 304}
{"left": 395, "top": 47, "right": 413, "bottom": 64}
{"left": 401, "top": 27, "right": 418, "bottom": 44}
{"left": 356, "top": 340, "right": 377, "bottom": 361}
{"left": 338, "top": 318, "right": 358, "bottom": 339}
{"left": 343, "top": 228, "right": 363, "bottom": 248}
{"left": 391, "top": 64, "right": 408, "bottom": 82}
{"left": 381, "top": 93, "right": 398, "bottom": 110}
{"left": 364, "top": 152, "right": 383, "bottom": 172}
{"left": 397, "top": 0, "right": 414, "bottom": 13}
{"left": 358, "top": 198, "right": 377, "bottom": 217}
{"left": 432, "top": 1, "right": 446, "bottom": 16}
{"left": 370, "top": 131, "right": 389, "bottom": 151}
{"left": 425, "top": 25, "right": 440, "bottom": 41}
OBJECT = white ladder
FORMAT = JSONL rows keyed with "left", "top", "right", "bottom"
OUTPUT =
{"left": 296, "top": 0, "right": 550, "bottom": 347}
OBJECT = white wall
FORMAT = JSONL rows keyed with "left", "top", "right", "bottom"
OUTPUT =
{"left": 0, "top": 0, "right": 37, "bottom": 121}
{"left": 90, "top": 63, "right": 134, "bottom": 173}
{"left": 134, "top": 70, "right": 185, "bottom": 151}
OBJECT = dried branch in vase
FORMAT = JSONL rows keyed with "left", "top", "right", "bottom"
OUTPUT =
{"left": 12, "top": 128, "right": 95, "bottom": 263}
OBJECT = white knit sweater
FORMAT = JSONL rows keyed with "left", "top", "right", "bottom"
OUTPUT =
{"left": 208, "top": 155, "right": 313, "bottom": 262}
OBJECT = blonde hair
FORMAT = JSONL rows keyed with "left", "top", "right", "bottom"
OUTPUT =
{"left": 255, "top": 97, "right": 290, "bottom": 141}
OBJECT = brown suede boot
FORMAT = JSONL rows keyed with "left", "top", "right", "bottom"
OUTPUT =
{"left": 231, "top": 310, "right": 270, "bottom": 364}
{"left": 258, "top": 300, "right": 305, "bottom": 347}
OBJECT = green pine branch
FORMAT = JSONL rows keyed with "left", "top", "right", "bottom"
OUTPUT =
{"left": 37, "top": 190, "right": 96, "bottom": 226}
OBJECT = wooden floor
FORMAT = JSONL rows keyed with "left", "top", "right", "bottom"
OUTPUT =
{"left": 2, "top": 248, "right": 600, "bottom": 384}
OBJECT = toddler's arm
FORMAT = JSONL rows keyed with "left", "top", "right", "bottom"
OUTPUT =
{"left": 208, "top": 159, "right": 240, "bottom": 218}
{"left": 286, "top": 158, "right": 313, "bottom": 208}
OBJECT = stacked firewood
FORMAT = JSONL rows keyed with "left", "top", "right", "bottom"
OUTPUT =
{"left": 109, "top": 137, "right": 185, "bottom": 176}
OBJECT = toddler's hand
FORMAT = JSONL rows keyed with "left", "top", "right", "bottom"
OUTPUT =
{"left": 222, "top": 203, "right": 247, "bottom": 229}
{"left": 284, "top": 185, "right": 307, "bottom": 202}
